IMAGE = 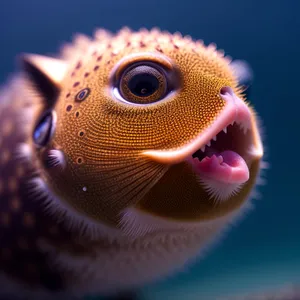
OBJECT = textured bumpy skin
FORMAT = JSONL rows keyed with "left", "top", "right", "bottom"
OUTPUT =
{"left": 0, "top": 28, "right": 266, "bottom": 299}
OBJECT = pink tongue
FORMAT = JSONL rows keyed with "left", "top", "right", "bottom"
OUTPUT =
{"left": 196, "top": 150, "right": 249, "bottom": 184}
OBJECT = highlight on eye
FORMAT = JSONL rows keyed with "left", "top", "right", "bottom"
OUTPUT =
{"left": 33, "top": 110, "right": 56, "bottom": 147}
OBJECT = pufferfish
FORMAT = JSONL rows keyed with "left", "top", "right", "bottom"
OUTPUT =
{"left": 0, "top": 27, "right": 266, "bottom": 299}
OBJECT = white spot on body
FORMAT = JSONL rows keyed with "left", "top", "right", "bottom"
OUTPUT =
{"left": 27, "top": 176, "right": 122, "bottom": 241}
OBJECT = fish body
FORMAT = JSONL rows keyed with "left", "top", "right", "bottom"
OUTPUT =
{"left": 0, "top": 28, "right": 265, "bottom": 299}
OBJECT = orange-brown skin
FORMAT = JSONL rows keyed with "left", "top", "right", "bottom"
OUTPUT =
{"left": 0, "top": 28, "right": 265, "bottom": 299}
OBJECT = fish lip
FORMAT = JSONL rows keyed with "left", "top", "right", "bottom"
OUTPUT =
{"left": 142, "top": 86, "right": 264, "bottom": 164}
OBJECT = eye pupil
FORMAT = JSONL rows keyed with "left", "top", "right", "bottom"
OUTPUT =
{"left": 128, "top": 73, "right": 159, "bottom": 97}
{"left": 33, "top": 111, "right": 54, "bottom": 146}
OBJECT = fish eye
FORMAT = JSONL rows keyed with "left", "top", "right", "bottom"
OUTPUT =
{"left": 75, "top": 88, "right": 90, "bottom": 102}
{"left": 115, "top": 62, "right": 174, "bottom": 104}
{"left": 33, "top": 110, "right": 55, "bottom": 147}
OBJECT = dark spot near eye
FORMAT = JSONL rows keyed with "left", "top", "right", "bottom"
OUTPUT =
{"left": 156, "top": 46, "right": 163, "bottom": 53}
{"left": 66, "top": 105, "right": 73, "bottom": 112}
{"left": 66, "top": 93, "right": 71, "bottom": 98}
{"left": 76, "top": 157, "right": 83, "bottom": 164}
{"left": 97, "top": 56, "right": 102, "bottom": 62}
{"left": 75, "top": 111, "right": 80, "bottom": 118}
{"left": 75, "top": 88, "right": 90, "bottom": 102}
{"left": 73, "top": 82, "right": 80, "bottom": 88}
{"left": 93, "top": 66, "right": 99, "bottom": 71}
{"left": 92, "top": 50, "right": 97, "bottom": 56}
{"left": 84, "top": 72, "right": 90, "bottom": 78}
{"left": 140, "top": 41, "right": 146, "bottom": 47}
{"left": 75, "top": 61, "right": 82, "bottom": 69}
{"left": 173, "top": 44, "right": 179, "bottom": 49}
{"left": 71, "top": 72, "right": 75, "bottom": 77}
{"left": 127, "top": 41, "right": 131, "bottom": 47}
{"left": 78, "top": 131, "right": 85, "bottom": 137}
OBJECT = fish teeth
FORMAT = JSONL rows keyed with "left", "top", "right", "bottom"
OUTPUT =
{"left": 237, "top": 122, "right": 248, "bottom": 134}
{"left": 212, "top": 135, "right": 217, "bottom": 141}
{"left": 235, "top": 121, "right": 249, "bottom": 135}
{"left": 201, "top": 146, "right": 206, "bottom": 152}
{"left": 223, "top": 127, "right": 227, "bottom": 134}
{"left": 206, "top": 141, "right": 211, "bottom": 147}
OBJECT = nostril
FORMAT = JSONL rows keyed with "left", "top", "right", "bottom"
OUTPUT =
{"left": 220, "top": 86, "right": 234, "bottom": 96}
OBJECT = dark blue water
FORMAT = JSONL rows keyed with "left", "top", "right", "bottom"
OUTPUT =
{"left": 1, "top": 0, "right": 299, "bottom": 298}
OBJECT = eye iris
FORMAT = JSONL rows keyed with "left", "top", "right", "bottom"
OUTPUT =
{"left": 33, "top": 112, "right": 53, "bottom": 146}
{"left": 128, "top": 73, "right": 159, "bottom": 97}
{"left": 118, "top": 64, "right": 168, "bottom": 104}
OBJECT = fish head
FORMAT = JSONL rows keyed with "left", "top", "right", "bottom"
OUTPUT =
{"left": 22, "top": 28, "right": 264, "bottom": 230}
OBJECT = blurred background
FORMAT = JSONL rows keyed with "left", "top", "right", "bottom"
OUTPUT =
{"left": 0, "top": 0, "right": 299, "bottom": 299}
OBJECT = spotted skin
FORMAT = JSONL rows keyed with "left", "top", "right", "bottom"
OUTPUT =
{"left": 0, "top": 28, "right": 265, "bottom": 299}
{"left": 0, "top": 78, "right": 72, "bottom": 295}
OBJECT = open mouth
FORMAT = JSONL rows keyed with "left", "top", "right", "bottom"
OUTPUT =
{"left": 190, "top": 119, "right": 251, "bottom": 185}
{"left": 142, "top": 86, "right": 263, "bottom": 200}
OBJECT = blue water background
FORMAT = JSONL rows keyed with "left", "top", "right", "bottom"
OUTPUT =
{"left": 1, "top": 0, "right": 299, "bottom": 298}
